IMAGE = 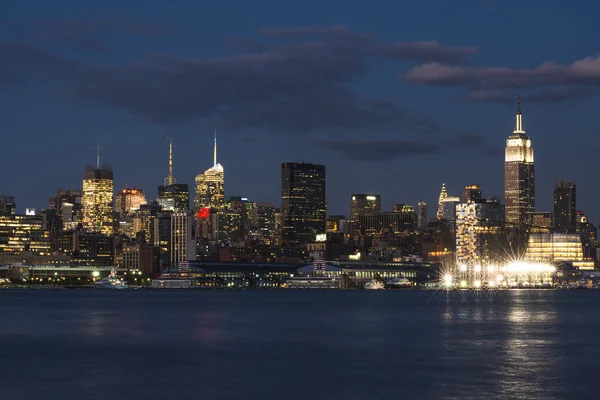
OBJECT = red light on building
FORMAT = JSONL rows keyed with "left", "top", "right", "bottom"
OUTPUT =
{"left": 197, "top": 208, "right": 210, "bottom": 219}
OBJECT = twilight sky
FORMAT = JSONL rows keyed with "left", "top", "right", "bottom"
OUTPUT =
{"left": 2, "top": 0, "right": 600, "bottom": 221}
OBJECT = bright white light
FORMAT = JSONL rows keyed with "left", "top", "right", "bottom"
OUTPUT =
{"left": 496, "top": 275, "right": 504, "bottom": 282}
{"left": 92, "top": 271, "right": 100, "bottom": 278}
{"left": 474, "top": 264, "right": 481, "bottom": 273}
{"left": 505, "top": 261, "right": 555, "bottom": 273}
{"left": 460, "top": 280, "right": 467, "bottom": 288}
{"left": 474, "top": 280, "right": 481, "bottom": 288}
{"left": 443, "top": 274, "right": 453, "bottom": 286}
{"left": 488, "top": 281, "right": 496, "bottom": 287}
{"left": 487, "top": 265, "right": 495, "bottom": 273}
{"left": 459, "top": 264, "right": 467, "bottom": 272}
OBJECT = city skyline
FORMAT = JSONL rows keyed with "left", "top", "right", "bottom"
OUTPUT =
{"left": 2, "top": 0, "right": 600, "bottom": 221}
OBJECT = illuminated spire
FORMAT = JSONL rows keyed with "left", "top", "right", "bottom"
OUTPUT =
{"left": 167, "top": 137, "right": 175, "bottom": 186}
{"left": 96, "top": 133, "right": 101, "bottom": 169}
{"left": 213, "top": 129, "right": 217, "bottom": 167}
{"left": 515, "top": 83, "right": 524, "bottom": 133}
{"left": 437, "top": 183, "right": 448, "bottom": 220}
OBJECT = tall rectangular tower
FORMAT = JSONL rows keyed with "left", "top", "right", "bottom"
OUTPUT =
{"left": 504, "top": 94, "right": 535, "bottom": 228}
{"left": 553, "top": 181, "right": 576, "bottom": 233}
{"left": 82, "top": 165, "right": 114, "bottom": 235}
{"left": 281, "top": 163, "right": 326, "bottom": 246}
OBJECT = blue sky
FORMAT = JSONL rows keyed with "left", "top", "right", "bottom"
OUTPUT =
{"left": 2, "top": 0, "right": 600, "bottom": 221}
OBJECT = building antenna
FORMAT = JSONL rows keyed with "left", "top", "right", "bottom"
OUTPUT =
{"left": 517, "top": 82, "right": 521, "bottom": 112}
{"left": 213, "top": 129, "right": 217, "bottom": 168}
{"left": 96, "top": 133, "right": 101, "bottom": 169}
{"left": 167, "top": 136, "right": 175, "bottom": 186}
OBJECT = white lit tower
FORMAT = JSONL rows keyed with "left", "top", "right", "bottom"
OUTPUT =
{"left": 504, "top": 87, "right": 535, "bottom": 228}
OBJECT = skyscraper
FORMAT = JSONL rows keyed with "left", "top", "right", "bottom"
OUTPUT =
{"left": 417, "top": 201, "right": 427, "bottom": 229}
{"left": 553, "top": 181, "right": 576, "bottom": 233}
{"left": 82, "top": 147, "right": 114, "bottom": 236}
{"left": 281, "top": 162, "right": 326, "bottom": 246}
{"left": 504, "top": 91, "right": 535, "bottom": 227}
{"left": 157, "top": 138, "right": 189, "bottom": 212}
{"left": 350, "top": 194, "right": 381, "bottom": 220}
{"left": 49, "top": 188, "right": 83, "bottom": 230}
{"left": 170, "top": 211, "right": 195, "bottom": 266}
{"left": 437, "top": 183, "right": 447, "bottom": 219}
{"left": 462, "top": 184, "right": 482, "bottom": 203}
{"left": 115, "top": 187, "right": 147, "bottom": 216}
{"left": 194, "top": 131, "right": 224, "bottom": 213}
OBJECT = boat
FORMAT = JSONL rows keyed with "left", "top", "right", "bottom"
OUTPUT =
{"left": 365, "top": 280, "right": 385, "bottom": 290}
{"left": 385, "top": 277, "right": 412, "bottom": 289}
{"left": 94, "top": 270, "right": 128, "bottom": 289}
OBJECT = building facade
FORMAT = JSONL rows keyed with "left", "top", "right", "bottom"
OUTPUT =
{"left": 462, "top": 184, "right": 483, "bottom": 203}
{"left": 115, "top": 187, "right": 147, "bottom": 216}
{"left": 455, "top": 201, "right": 505, "bottom": 266}
{"left": 170, "top": 211, "right": 195, "bottom": 267}
{"left": 194, "top": 132, "right": 224, "bottom": 213}
{"left": 350, "top": 194, "right": 381, "bottom": 220}
{"left": 82, "top": 164, "right": 114, "bottom": 235}
{"left": 553, "top": 181, "right": 576, "bottom": 233}
{"left": 417, "top": 201, "right": 427, "bottom": 229}
{"left": 437, "top": 183, "right": 448, "bottom": 220}
{"left": 504, "top": 95, "right": 535, "bottom": 228}
{"left": 281, "top": 162, "right": 326, "bottom": 246}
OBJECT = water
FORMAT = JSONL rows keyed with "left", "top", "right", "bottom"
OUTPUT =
{"left": 1, "top": 289, "right": 599, "bottom": 399}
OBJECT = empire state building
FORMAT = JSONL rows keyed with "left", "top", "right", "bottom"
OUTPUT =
{"left": 504, "top": 93, "right": 535, "bottom": 228}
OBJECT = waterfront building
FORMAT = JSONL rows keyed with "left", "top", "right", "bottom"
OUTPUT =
{"left": 504, "top": 92, "right": 535, "bottom": 227}
{"left": 0, "top": 214, "right": 51, "bottom": 255}
{"left": 156, "top": 138, "right": 189, "bottom": 212}
{"left": 554, "top": 181, "right": 576, "bottom": 233}
{"left": 437, "top": 183, "right": 448, "bottom": 219}
{"left": 122, "top": 243, "right": 160, "bottom": 277}
{"left": 525, "top": 233, "right": 592, "bottom": 269}
{"left": 82, "top": 159, "right": 114, "bottom": 235}
{"left": 210, "top": 209, "right": 243, "bottom": 243}
{"left": 281, "top": 162, "right": 326, "bottom": 246}
{"left": 455, "top": 201, "right": 505, "bottom": 266}
{"left": 170, "top": 211, "right": 195, "bottom": 267}
{"left": 417, "top": 201, "right": 427, "bottom": 229}
{"left": 115, "top": 187, "right": 147, "bottom": 216}
{"left": 255, "top": 202, "right": 278, "bottom": 244}
{"left": 462, "top": 184, "right": 483, "bottom": 203}
{"left": 54, "top": 229, "right": 113, "bottom": 266}
{"left": 194, "top": 131, "right": 224, "bottom": 213}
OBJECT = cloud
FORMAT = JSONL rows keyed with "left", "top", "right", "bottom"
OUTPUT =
{"left": 0, "top": 25, "right": 473, "bottom": 147}
{"left": 404, "top": 54, "right": 600, "bottom": 103}
{"left": 29, "top": 19, "right": 172, "bottom": 52}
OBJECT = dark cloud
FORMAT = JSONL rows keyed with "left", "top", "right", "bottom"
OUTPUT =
{"left": 0, "top": 42, "right": 82, "bottom": 82}
{"left": 312, "top": 132, "right": 494, "bottom": 162}
{"left": 0, "top": 25, "right": 469, "bottom": 143}
{"left": 404, "top": 55, "right": 600, "bottom": 102}
{"left": 312, "top": 139, "right": 441, "bottom": 161}
{"left": 29, "top": 19, "right": 172, "bottom": 52}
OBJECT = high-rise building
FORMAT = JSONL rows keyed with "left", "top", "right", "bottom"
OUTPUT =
{"left": 255, "top": 202, "right": 277, "bottom": 243}
{"left": 462, "top": 184, "right": 483, "bottom": 203}
{"left": 531, "top": 212, "right": 553, "bottom": 233}
{"left": 417, "top": 201, "right": 427, "bottom": 229}
{"left": 576, "top": 211, "right": 598, "bottom": 260}
{"left": 504, "top": 92, "right": 535, "bottom": 227}
{"left": 157, "top": 138, "right": 189, "bottom": 212}
{"left": 441, "top": 196, "right": 460, "bottom": 222}
{"left": 455, "top": 201, "right": 505, "bottom": 266}
{"left": 82, "top": 158, "right": 114, "bottom": 236}
{"left": 132, "top": 201, "right": 162, "bottom": 243}
{"left": 358, "top": 210, "right": 415, "bottom": 236}
{"left": 437, "top": 183, "right": 448, "bottom": 219}
{"left": 195, "top": 131, "right": 224, "bottom": 213}
{"left": 115, "top": 187, "right": 147, "bottom": 216}
{"left": 350, "top": 194, "right": 381, "bottom": 220}
{"left": 170, "top": 211, "right": 195, "bottom": 266}
{"left": 48, "top": 188, "right": 83, "bottom": 230}
{"left": 0, "top": 196, "right": 16, "bottom": 216}
{"left": 281, "top": 162, "right": 326, "bottom": 246}
{"left": 0, "top": 214, "right": 51, "bottom": 255}
{"left": 553, "top": 181, "right": 576, "bottom": 233}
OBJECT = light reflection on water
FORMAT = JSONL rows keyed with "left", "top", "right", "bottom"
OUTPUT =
{"left": 0, "top": 290, "right": 597, "bottom": 400}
